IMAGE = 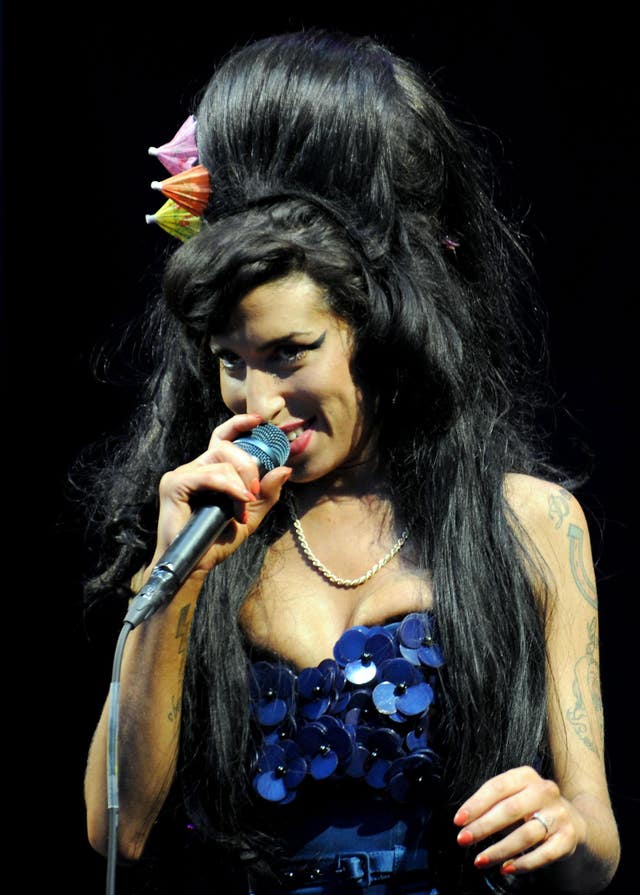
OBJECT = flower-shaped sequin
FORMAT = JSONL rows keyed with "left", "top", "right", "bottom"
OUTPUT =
{"left": 250, "top": 661, "right": 296, "bottom": 727}
{"left": 398, "top": 613, "right": 445, "bottom": 668}
{"left": 334, "top": 625, "right": 396, "bottom": 684}
{"left": 249, "top": 615, "right": 445, "bottom": 806}
{"left": 387, "top": 750, "right": 441, "bottom": 803}
{"left": 346, "top": 726, "right": 404, "bottom": 789}
{"left": 263, "top": 714, "right": 298, "bottom": 746}
{"left": 343, "top": 689, "right": 376, "bottom": 728}
{"left": 252, "top": 739, "right": 307, "bottom": 804}
{"left": 297, "top": 715, "right": 354, "bottom": 779}
{"left": 373, "top": 658, "right": 434, "bottom": 721}
{"left": 298, "top": 659, "right": 348, "bottom": 719}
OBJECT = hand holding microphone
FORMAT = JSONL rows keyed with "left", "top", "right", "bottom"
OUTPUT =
{"left": 124, "top": 416, "right": 291, "bottom": 628}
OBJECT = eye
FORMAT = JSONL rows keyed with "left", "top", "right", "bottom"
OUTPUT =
{"left": 213, "top": 350, "right": 244, "bottom": 370}
{"left": 272, "top": 333, "right": 326, "bottom": 364}
{"left": 274, "top": 344, "right": 309, "bottom": 363}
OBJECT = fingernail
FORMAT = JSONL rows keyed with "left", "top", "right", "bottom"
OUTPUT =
{"left": 453, "top": 808, "right": 469, "bottom": 826}
{"left": 501, "top": 862, "right": 517, "bottom": 876}
{"left": 474, "top": 855, "right": 490, "bottom": 868}
{"left": 457, "top": 829, "right": 473, "bottom": 846}
{"left": 241, "top": 509, "right": 249, "bottom": 524}
{"left": 243, "top": 489, "right": 256, "bottom": 501}
{"left": 250, "top": 478, "right": 261, "bottom": 495}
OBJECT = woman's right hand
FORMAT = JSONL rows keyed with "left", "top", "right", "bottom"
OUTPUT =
{"left": 147, "top": 413, "right": 292, "bottom": 580}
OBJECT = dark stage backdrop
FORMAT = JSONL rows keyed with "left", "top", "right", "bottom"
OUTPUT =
{"left": 2, "top": 5, "right": 635, "bottom": 892}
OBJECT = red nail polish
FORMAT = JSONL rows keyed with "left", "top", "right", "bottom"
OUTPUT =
{"left": 457, "top": 829, "right": 473, "bottom": 846}
{"left": 250, "top": 478, "right": 261, "bottom": 496}
{"left": 453, "top": 808, "right": 469, "bottom": 826}
{"left": 501, "top": 862, "right": 517, "bottom": 876}
{"left": 474, "top": 855, "right": 490, "bottom": 868}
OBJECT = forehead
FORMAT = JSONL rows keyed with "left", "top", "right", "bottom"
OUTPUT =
{"left": 219, "top": 274, "right": 336, "bottom": 338}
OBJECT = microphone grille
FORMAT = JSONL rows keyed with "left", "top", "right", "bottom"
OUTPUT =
{"left": 234, "top": 423, "right": 290, "bottom": 472}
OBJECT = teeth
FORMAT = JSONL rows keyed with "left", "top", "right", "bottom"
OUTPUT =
{"left": 286, "top": 426, "right": 305, "bottom": 442}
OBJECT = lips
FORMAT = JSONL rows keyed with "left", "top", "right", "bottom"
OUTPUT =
{"left": 279, "top": 418, "right": 316, "bottom": 456}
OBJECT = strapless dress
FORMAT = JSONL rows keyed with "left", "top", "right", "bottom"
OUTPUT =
{"left": 246, "top": 612, "right": 446, "bottom": 894}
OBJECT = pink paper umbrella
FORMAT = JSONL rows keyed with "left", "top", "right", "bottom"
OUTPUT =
{"left": 145, "top": 199, "right": 202, "bottom": 242}
{"left": 148, "top": 115, "right": 198, "bottom": 175}
{"left": 150, "top": 163, "right": 210, "bottom": 216}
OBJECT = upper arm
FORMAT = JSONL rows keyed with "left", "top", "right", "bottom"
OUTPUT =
{"left": 504, "top": 475, "right": 609, "bottom": 803}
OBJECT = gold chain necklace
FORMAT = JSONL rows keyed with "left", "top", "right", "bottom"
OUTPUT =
{"left": 288, "top": 499, "right": 410, "bottom": 588}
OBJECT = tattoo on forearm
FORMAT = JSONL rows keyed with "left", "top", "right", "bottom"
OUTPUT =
{"left": 568, "top": 523, "right": 598, "bottom": 608}
{"left": 167, "top": 604, "right": 191, "bottom": 724}
{"left": 168, "top": 693, "right": 180, "bottom": 723}
{"left": 176, "top": 604, "right": 191, "bottom": 658}
{"left": 566, "top": 617, "right": 604, "bottom": 756}
{"left": 548, "top": 488, "right": 572, "bottom": 529}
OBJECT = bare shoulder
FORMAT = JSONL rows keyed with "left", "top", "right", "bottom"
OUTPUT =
{"left": 503, "top": 473, "right": 596, "bottom": 608}
{"left": 503, "top": 473, "right": 587, "bottom": 536}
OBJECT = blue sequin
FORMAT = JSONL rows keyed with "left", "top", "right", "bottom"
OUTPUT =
{"left": 249, "top": 613, "right": 444, "bottom": 805}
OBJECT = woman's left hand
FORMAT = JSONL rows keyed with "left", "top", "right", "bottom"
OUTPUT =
{"left": 454, "top": 765, "right": 587, "bottom": 877}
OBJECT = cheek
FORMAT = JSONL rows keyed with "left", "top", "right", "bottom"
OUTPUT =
{"left": 219, "top": 376, "right": 241, "bottom": 412}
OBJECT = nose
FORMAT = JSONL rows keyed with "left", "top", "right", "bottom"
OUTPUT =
{"left": 244, "top": 368, "right": 286, "bottom": 422}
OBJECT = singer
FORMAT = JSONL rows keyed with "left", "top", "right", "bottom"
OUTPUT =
{"left": 83, "top": 31, "right": 619, "bottom": 894}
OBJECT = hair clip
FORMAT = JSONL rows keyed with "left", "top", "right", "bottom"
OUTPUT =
{"left": 151, "top": 164, "right": 210, "bottom": 217}
{"left": 146, "top": 116, "right": 210, "bottom": 241}
{"left": 145, "top": 199, "right": 203, "bottom": 242}
{"left": 441, "top": 235, "right": 460, "bottom": 252}
{"left": 148, "top": 115, "right": 198, "bottom": 175}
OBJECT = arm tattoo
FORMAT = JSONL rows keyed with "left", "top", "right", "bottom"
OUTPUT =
{"left": 566, "top": 617, "right": 604, "bottom": 756}
{"left": 568, "top": 523, "right": 598, "bottom": 608}
{"left": 168, "top": 604, "right": 191, "bottom": 723}
{"left": 548, "top": 488, "right": 572, "bottom": 529}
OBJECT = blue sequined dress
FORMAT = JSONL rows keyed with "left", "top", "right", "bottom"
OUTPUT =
{"left": 245, "top": 612, "right": 447, "bottom": 894}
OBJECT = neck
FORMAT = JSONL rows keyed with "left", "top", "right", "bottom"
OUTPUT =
{"left": 291, "top": 458, "right": 389, "bottom": 509}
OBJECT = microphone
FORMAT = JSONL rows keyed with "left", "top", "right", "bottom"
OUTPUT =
{"left": 123, "top": 423, "right": 290, "bottom": 628}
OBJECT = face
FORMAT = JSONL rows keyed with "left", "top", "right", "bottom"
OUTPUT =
{"left": 210, "top": 274, "right": 372, "bottom": 484}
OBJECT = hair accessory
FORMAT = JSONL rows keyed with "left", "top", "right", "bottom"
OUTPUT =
{"left": 145, "top": 199, "right": 203, "bottom": 242}
{"left": 148, "top": 115, "right": 198, "bottom": 175}
{"left": 146, "top": 115, "right": 210, "bottom": 240}
{"left": 442, "top": 235, "right": 460, "bottom": 252}
{"left": 151, "top": 164, "right": 210, "bottom": 216}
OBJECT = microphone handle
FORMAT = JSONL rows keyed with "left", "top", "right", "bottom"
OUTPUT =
{"left": 123, "top": 493, "right": 233, "bottom": 629}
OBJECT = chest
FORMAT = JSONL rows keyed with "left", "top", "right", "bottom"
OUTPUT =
{"left": 240, "top": 530, "right": 433, "bottom": 670}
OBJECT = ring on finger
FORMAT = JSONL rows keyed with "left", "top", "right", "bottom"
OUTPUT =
{"left": 529, "top": 811, "right": 552, "bottom": 839}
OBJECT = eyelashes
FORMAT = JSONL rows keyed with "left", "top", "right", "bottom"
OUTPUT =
{"left": 211, "top": 331, "right": 327, "bottom": 371}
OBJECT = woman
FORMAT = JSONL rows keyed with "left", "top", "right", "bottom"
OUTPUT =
{"left": 83, "top": 30, "right": 620, "bottom": 894}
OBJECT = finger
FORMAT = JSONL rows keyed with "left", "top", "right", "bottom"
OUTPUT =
{"left": 495, "top": 830, "right": 576, "bottom": 876}
{"left": 456, "top": 780, "right": 559, "bottom": 849}
{"left": 160, "top": 464, "right": 257, "bottom": 513}
{"left": 196, "top": 439, "right": 262, "bottom": 493}
{"left": 454, "top": 766, "right": 542, "bottom": 828}
{"left": 208, "top": 413, "right": 264, "bottom": 448}
{"left": 245, "top": 467, "right": 293, "bottom": 517}
{"left": 472, "top": 815, "right": 556, "bottom": 869}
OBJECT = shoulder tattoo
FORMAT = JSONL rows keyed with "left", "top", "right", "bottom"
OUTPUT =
{"left": 568, "top": 523, "right": 598, "bottom": 608}
{"left": 566, "top": 617, "right": 604, "bottom": 756}
{"left": 548, "top": 488, "right": 572, "bottom": 529}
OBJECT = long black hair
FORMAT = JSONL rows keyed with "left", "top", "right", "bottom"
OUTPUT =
{"left": 82, "top": 29, "right": 562, "bottom": 889}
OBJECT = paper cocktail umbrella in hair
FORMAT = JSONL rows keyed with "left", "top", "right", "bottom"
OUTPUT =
{"left": 150, "top": 163, "right": 210, "bottom": 216}
{"left": 145, "top": 199, "right": 202, "bottom": 242}
{"left": 148, "top": 115, "right": 198, "bottom": 175}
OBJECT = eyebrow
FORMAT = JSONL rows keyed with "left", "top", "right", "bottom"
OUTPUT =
{"left": 211, "top": 330, "right": 323, "bottom": 352}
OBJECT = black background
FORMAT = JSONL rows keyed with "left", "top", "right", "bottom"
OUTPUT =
{"left": 2, "top": 4, "right": 636, "bottom": 892}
